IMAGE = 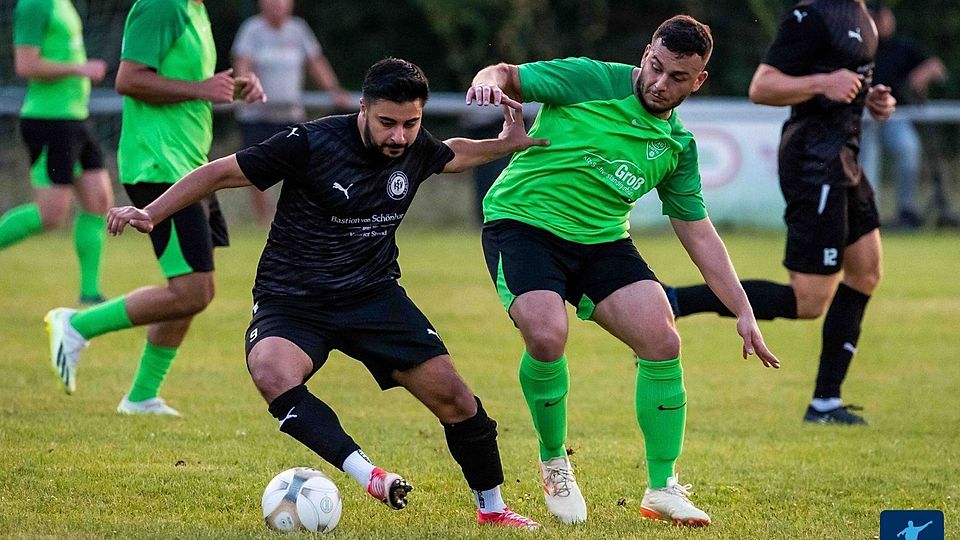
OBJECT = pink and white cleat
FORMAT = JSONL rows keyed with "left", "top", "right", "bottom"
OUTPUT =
{"left": 366, "top": 467, "right": 413, "bottom": 510}
{"left": 477, "top": 506, "right": 541, "bottom": 530}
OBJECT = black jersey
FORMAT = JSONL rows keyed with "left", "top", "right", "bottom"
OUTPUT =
{"left": 763, "top": 0, "right": 877, "bottom": 186}
{"left": 235, "top": 114, "right": 455, "bottom": 303}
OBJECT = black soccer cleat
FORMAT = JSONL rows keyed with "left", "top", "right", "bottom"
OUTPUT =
{"left": 803, "top": 404, "right": 867, "bottom": 425}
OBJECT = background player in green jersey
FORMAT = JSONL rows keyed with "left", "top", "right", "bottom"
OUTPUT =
{"left": 466, "top": 15, "right": 779, "bottom": 527}
{"left": 44, "top": 0, "right": 265, "bottom": 416}
{"left": 3, "top": 0, "right": 114, "bottom": 304}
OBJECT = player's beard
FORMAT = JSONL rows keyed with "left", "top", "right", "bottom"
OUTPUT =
{"left": 362, "top": 117, "right": 409, "bottom": 158}
{"left": 636, "top": 77, "right": 687, "bottom": 116}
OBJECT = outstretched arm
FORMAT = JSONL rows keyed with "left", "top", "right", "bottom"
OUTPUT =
{"left": 442, "top": 102, "right": 548, "bottom": 173}
{"left": 107, "top": 155, "right": 251, "bottom": 235}
{"left": 15, "top": 46, "right": 107, "bottom": 83}
{"left": 671, "top": 217, "right": 780, "bottom": 368}
{"left": 749, "top": 63, "right": 864, "bottom": 106}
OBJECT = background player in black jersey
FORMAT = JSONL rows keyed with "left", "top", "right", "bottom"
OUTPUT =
{"left": 663, "top": 0, "right": 896, "bottom": 425}
{"left": 106, "top": 58, "right": 548, "bottom": 530}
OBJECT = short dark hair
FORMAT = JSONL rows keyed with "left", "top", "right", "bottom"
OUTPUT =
{"left": 652, "top": 15, "right": 713, "bottom": 65}
{"left": 361, "top": 58, "right": 430, "bottom": 105}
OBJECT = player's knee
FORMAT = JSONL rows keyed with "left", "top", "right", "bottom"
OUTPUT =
{"left": 795, "top": 289, "right": 833, "bottom": 319}
{"left": 432, "top": 383, "right": 478, "bottom": 424}
{"left": 38, "top": 205, "right": 68, "bottom": 230}
{"left": 636, "top": 328, "right": 681, "bottom": 360}
{"left": 248, "top": 358, "right": 300, "bottom": 402}
{"left": 847, "top": 266, "right": 882, "bottom": 295}
{"left": 524, "top": 325, "right": 567, "bottom": 361}
{"left": 169, "top": 277, "right": 215, "bottom": 316}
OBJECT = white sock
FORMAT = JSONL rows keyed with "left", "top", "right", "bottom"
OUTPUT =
{"left": 811, "top": 397, "right": 842, "bottom": 412}
{"left": 341, "top": 449, "right": 375, "bottom": 489}
{"left": 473, "top": 485, "right": 506, "bottom": 513}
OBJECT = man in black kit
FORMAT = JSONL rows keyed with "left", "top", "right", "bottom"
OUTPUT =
{"left": 107, "top": 58, "right": 548, "bottom": 529}
{"left": 663, "top": 1, "right": 896, "bottom": 425}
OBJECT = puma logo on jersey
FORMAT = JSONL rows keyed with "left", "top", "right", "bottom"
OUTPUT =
{"left": 848, "top": 28, "right": 863, "bottom": 42}
{"left": 793, "top": 9, "right": 807, "bottom": 23}
{"left": 287, "top": 127, "right": 300, "bottom": 137}
{"left": 279, "top": 407, "right": 298, "bottom": 428}
{"left": 427, "top": 328, "right": 441, "bottom": 340}
{"left": 333, "top": 182, "right": 354, "bottom": 199}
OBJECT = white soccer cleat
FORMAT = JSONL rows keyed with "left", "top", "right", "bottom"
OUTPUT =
{"left": 117, "top": 395, "right": 183, "bottom": 417}
{"left": 640, "top": 476, "right": 711, "bottom": 527}
{"left": 539, "top": 456, "right": 587, "bottom": 524}
{"left": 366, "top": 467, "right": 412, "bottom": 510}
{"left": 44, "top": 308, "right": 88, "bottom": 394}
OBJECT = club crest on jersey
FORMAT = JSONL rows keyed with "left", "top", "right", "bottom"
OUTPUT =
{"left": 647, "top": 140, "right": 669, "bottom": 160}
{"left": 387, "top": 171, "right": 409, "bottom": 200}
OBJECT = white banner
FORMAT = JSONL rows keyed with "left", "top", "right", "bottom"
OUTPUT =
{"left": 631, "top": 99, "right": 789, "bottom": 229}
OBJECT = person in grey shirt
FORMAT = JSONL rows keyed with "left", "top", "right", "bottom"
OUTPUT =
{"left": 232, "top": 0, "right": 351, "bottom": 224}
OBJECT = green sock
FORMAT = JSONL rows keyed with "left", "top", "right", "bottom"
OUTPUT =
{"left": 518, "top": 351, "right": 569, "bottom": 461}
{"left": 73, "top": 211, "right": 106, "bottom": 299}
{"left": 127, "top": 341, "right": 178, "bottom": 402}
{"left": 0, "top": 203, "right": 43, "bottom": 249}
{"left": 69, "top": 296, "right": 133, "bottom": 340}
{"left": 635, "top": 357, "right": 686, "bottom": 489}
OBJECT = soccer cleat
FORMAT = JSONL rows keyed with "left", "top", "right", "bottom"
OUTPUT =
{"left": 803, "top": 404, "right": 867, "bottom": 425}
{"left": 117, "top": 395, "right": 183, "bottom": 417}
{"left": 640, "top": 476, "right": 711, "bottom": 527}
{"left": 366, "top": 467, "right": 412, "bottom": 510}
{"left": 539, "top": 456, "right": 587, "bottom": 524}
{"left": 44, "top": 308, "right": 88, "bottom": 394}
{"left": 477, "top": 506, "right": 541, "bottom": 530}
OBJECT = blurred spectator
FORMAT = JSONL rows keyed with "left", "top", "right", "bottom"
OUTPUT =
{"left": 232, "top": 0, "right": 351, "bottom": 225}
{"left": 862, "top": 3, "right": 949, "bottom": 229}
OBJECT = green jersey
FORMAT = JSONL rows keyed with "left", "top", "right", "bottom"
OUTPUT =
{"left": 14, "top": 0, "right": 90, "bottom": 120}
{"left": 117, "top": 0, "right": 216, "bottom": 184}
{"left": 483, "top": 57, "right": 706, "bottom": 244}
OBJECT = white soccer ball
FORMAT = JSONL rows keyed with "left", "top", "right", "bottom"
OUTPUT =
{"left": 262, "top": 467, "right": 342, "bottom": 533}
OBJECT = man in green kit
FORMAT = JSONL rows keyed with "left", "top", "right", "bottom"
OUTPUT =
{"left": 44, "top": 0, "right": 265, "bottom": 415}
{"left": 4, "top": 0, "right": 114, "bottom": 304}
{"left": 466, "top": 15, "right": 779, "bottom": 527}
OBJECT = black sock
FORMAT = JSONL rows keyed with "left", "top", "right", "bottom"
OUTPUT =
{"left": 442, "top": 397, "right": 504, "bottom": 491}
{"left": 268, "top": 385, "right": 360, "bottom": 470}
{"left": 814, "top": 283, "right": 871, "bottom": 399}
{"left": 674, "top": 280, "right": 798, "bottom": 320}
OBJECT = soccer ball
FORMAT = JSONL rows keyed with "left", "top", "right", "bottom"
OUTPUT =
{"left": 262, "top": 467, "right": 342, "bottom": 533}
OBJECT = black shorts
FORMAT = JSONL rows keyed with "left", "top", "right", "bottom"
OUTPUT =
{"left": 481, "top": 219, "right": 658, "bottom": 320}
{"left": 244, "top": 284, "right": 449, "bottom": 390}
{"left": 19, "top": 118, "right": 105, "bottom": 187}
{"left": 780, "top": 178, "right": 880, "bottom": 275}
{"left": 124, "top": 182, "right": 229, "bottom": 278}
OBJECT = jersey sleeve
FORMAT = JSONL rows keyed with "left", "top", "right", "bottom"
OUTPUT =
{"left": 294, "top": 18, "right": 322, "bottom": 57}
{"left": 230, "top": 18, "right": 256, "bottom": 58}
{"left": 518, "top": 57, "right": 635, "bottom": 105}
{"left": 13, "top": 0, "right": 51, "bottom": 47}
{"left": 762, "top": 6, "right": 831, "bottom": 76}
{"left": 415, "top": 128, "right": 455, "bottom": 183}
{"left": 120, "top": 0, "right": 188, "bottom": 70}
{"left": 656, "top": 138, "right": 707, "bottom": 221}
{"left": 235, "top": 125, "right": 311, "bottom": 191}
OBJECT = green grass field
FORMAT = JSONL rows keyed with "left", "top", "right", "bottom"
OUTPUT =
{"left": 1, "top": 227, "right": 957, "bottom": 539}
